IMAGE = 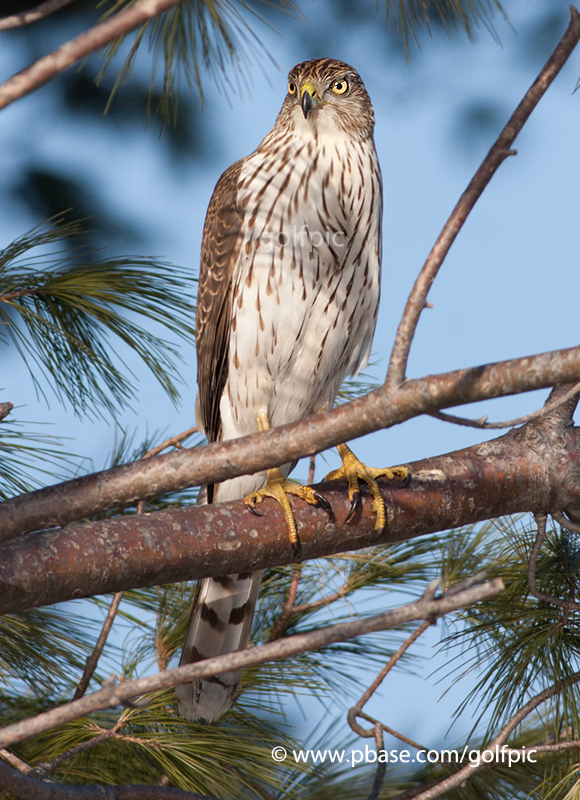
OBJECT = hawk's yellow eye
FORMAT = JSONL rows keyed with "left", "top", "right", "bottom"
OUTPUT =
{"left": 287, "top": 81, "right": 297, "bottom": 95}
{"left": 331, "top": 79, "right": 348, "bottom": 95}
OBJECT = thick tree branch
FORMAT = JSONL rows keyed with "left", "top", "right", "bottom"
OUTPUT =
{"left": 386, "top": 7, "right": 580, "bottom": 388}
{"left": 0, "top": 0, "right": 77, "bottom": 31}
{"left": 0, "top": 0, "right": 185, "bottom": 110}
{"left": 0, "top": 758, "right": 218, "bottom": 800}
{"left": 0, "top": 576, "right": 504, "bottom": 750}
{"left": 0, "top": 406, "right": 578, "bottom": 615}
{"left": 2, "top": 346, "right": 580, "bottom": 542}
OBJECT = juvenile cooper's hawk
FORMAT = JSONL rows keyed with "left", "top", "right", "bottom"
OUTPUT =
{"left": 177, "top": 58, "right": 408, "bottom": 722}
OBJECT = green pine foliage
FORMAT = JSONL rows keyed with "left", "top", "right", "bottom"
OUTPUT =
{"left": 99, "top": 0, "right": 298, "bottom": 122}
{"left": 0, "top": 417, "right": 75, "bottom": 499}
{"left": 97, "top": 0, "right": 508, "bottom": 122}
{"left": 0, "top": 214, "right": 195, "bottom": 418}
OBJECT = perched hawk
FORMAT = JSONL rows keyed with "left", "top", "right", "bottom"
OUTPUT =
{"left": 177, "top": 58, "right": 408, "bottom": 722}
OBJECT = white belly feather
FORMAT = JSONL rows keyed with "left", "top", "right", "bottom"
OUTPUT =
{"left": 220, "top": 127, "right": 382, "bottom": 442}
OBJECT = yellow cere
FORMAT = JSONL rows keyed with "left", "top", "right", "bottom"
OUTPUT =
{"left": 300, "top": 80, "right": 317, "bottom": 98}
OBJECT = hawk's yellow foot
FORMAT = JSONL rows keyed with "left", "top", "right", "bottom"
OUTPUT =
{"left": 244, "top": 467, "right": 329, "bottom": 554}
{"left": 244, "top": 412, "right": 331, "bottom": 553}
{"left": 325, "top": 443, "right": 410, "bottom": 532}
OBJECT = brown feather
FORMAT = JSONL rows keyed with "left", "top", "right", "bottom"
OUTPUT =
{"left": 196, "top": 159, "right": 244, "bottom": 446}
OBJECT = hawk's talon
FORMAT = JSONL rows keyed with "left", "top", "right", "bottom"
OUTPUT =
{"left": 244, "top": 464, "right": 327, "bottom": 552}
{"left": 345, "top": 490, "right": 361, "bottom": 524}
{"left": 313, "top": 491, "right": 333, "bottom": 516}
{"left": 324, "top": 444, "right": 410, "bottom": 532}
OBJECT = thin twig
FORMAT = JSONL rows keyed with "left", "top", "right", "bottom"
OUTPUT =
{"left": 367, "top": 723, "right": 386, "bottom": 800}
{"left": 429, "top": 381, "right": 580, "bottom": 429}
{"left": 307, "top": 454, "right": 316, "bottom": 485}
{"left": 142, "top": 427, "right": 198, "bottom": 461}
{"left": 267, "top": 567, "right": 302, "bottom": 641}
{"left": 348, "top": 619, "right": 432, "bottom": 754}
{"left": 0, "top": 0, "right": 186, "bottom": 111}
{"left": 34, "top": 724, "right": 119, "bottom": 775}
{"left": 0, "top": 0, "right": 77, "bottom": 31}
{"left": 355, "top": 710, "right": 428, "bottom": 752}
{"left": 385, "top": 8, "right": 580, "bottom": 388}
{"left": 292, "top": 580, "right": 353, "bottom": 615}
{"left": 527, "top": 513, "right": 580, "bottom": 614}
{"left": 73, "top": 591, "right": 124, "bottom": 700}
{"left": 349, "top": 620, "right": 431, "bottom": 733}
{"left": 0, "top": 576, "right": 504, "bottom": 749}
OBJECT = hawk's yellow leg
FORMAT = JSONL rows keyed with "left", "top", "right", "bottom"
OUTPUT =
{"left": 244, "top": 412, "right": 330, "bottom": 552}
{"left": 324, "top": 443, "right": 410, "bottom": 532}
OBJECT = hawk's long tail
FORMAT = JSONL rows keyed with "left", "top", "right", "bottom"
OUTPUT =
{"left": 176, "top": 474, "right": 265, "bottom": 722}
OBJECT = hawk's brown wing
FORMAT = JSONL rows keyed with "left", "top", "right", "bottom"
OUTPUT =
{"left": 196, "top": 159, "right": 244, "bottom": 447}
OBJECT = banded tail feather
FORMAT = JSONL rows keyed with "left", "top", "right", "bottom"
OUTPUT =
{"left": 176, "top": 569, "right": 262, "bottom": 722}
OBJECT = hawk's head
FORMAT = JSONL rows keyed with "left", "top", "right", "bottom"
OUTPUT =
{"left": 280, "top": 58, "right": 374, "bottom": 139}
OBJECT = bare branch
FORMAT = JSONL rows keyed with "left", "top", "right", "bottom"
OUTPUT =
{"left": 74, "top": 591, "right": 125, "bottom": 700}
{"left": 0, "top": 0, "right": 77, "bottom": 31}
{"left": 0, "top": 757, "right": 219, "bottom": 799}
{"left": 0, "top": 0, "right": 185, "bottom": 111}
{"left": 552, "top": 510, "right": 580, "bottom": 535}
{"left": 529, "top": 740, "right": 580, "bottom": 755}
{"left": 141, "top": 427, "right": 198, "bottom": 461}
{"left": 368, "top": 723, "right": 387, "bottom": 800}
{"left": 34, "top": 724, "right": 119, "bottom": 776}
{"left": 0, "top": 402, "right": 13, "bottom": 422}
{"left": 348, "top": 619, "right": 431, "bottom": 738}
{"left": 386, "top": 9, "right": 580, "bottom": 388}
{"left": 0, "top": 748, "right": 32, "bottom": 774}
{"left": 0, "top": 577, "right": 504, "bottom": 749}
{"left": 3, "top": 345, "right": 580, "bottom": 542}
{"left": 267, "top": 567, "right": 302, "bottom": 641}
{"left": 429, "top": 381, "right": 580, "bottom": 429}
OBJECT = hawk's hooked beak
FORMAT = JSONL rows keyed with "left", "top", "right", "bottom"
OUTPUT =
{"left": 300, "top": 80, "right": 317, "bottom": 119}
